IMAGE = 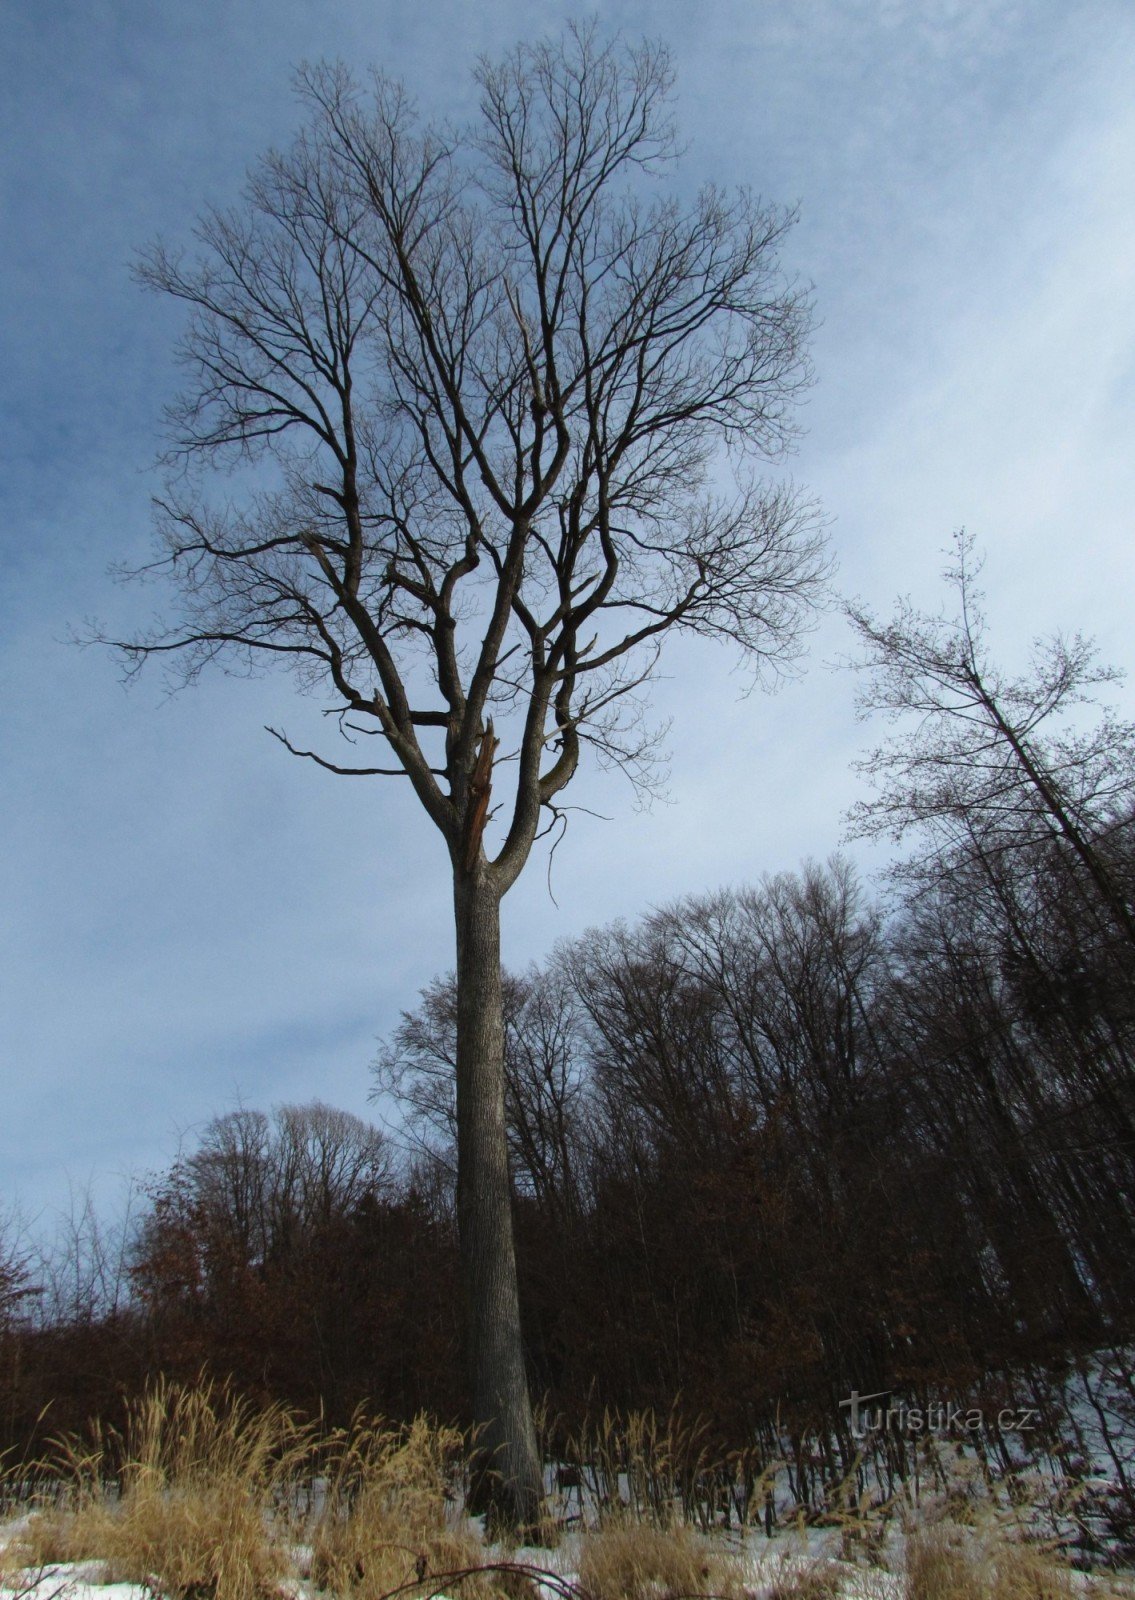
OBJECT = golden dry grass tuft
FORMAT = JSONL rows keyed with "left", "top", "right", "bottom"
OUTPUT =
{"left": 576, "top": 1522, "right": 744, "bottom": 1600}
{"left": 4, "top": 1509, "right": 92, "bottom": 1570}
{"left": 905, "top": 1526, "right": 987, "bottom": 1600}
{"left": 904, "top": 1524, "right": 1102, "bottom": 1600}
{"left": 309, "top": 1411, "right": 493, "bottom": 1600}
{"left": 9, "top": 1379, "right": 311, "bottom": 1600}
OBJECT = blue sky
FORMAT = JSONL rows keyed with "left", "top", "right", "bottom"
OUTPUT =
{"left": 3, "top": 0, "right": 1135, "bottom": 1228}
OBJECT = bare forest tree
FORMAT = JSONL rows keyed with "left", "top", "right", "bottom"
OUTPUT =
{"left": 0, "top": 1211, "right": 32, "bottom": 1330}
{"left": 114, "top": 26, "right": 826, "bottom": 1523}
{"left": 176, "top": 1102, "right": 391, "bottom": 1271}
{"left": 846, "top": 530, "right": 1135, "bottom": 947}
{"left": 32, "top": 1181, "right": 139, "bottom": 1329}
{"left": 376, "top": 965, "right": 587, "bottom": 1215}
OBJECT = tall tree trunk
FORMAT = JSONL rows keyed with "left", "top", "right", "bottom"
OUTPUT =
{"left": 453, "top": 867, "right": 542, "bottom": 1531}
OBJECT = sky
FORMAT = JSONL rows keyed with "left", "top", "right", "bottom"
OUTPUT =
{"left": 3, "top": 0, "right": 1135, "bottom": 1232}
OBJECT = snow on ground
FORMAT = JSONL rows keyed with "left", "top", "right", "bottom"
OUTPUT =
{"left": 0, "top": 1558, "right": 146, "bottom": 1600}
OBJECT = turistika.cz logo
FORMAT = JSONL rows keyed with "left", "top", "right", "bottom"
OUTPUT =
{"left": 839, "top": 1390, "right": 1039, "bottom": 1438}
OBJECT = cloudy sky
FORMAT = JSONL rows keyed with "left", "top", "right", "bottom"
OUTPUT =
{"left": 3, "top": 0, "right": 1135, "bottom": 1228}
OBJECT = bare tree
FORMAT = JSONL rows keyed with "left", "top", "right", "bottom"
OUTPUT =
{"left": 30, "top": 1179, "right": 138, "bottom": 1329}
{"left": 273, "top": 1100, "right": 392, "bottom": 1234}
{"left": 0, "top": 1208, "right": 32, "bottom": 1330}
{"left": 377, "top": 965, "right": 587, "bottom": 1217}
{"left": 846, "top": 530, "right": 1135, "bottom": 947}
{"left": 114, "top": 24, "right": 826, "bottom": 1525}
{"left": 188, "top": 1108, "right": 273, "bottom": 1271}
{"left": 182, "top": 1103, "right": 391, "bottom": 1268}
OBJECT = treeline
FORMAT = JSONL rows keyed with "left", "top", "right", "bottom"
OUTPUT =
{"left": 382, "top": 837, "right": 1135, "bottom": 1441}
{"left": 3, "top": 825, "right": 1135, "bottom": 1492}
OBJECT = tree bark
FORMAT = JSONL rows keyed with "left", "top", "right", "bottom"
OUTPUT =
{"left": 453, "top": 866, "right": 543, "bottom": 1531}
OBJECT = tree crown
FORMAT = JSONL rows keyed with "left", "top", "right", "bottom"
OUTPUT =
{"left": 123, "top": 25, "right": 827, "bottom": 889}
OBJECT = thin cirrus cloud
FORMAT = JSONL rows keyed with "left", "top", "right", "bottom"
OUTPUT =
{"left": 2, "top": 0, "right": 1134, "bottom": 1224}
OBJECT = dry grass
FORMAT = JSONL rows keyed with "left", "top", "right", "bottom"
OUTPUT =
{"left": 902, "top": 1490, "right": 1135, "bottom": 1600}
{"left": 764, "top": 1562, "right": 845, "bottom": 1600}
{"left": 905, "top": 1527, "right": 987, "bottom": 1600}
{"left": 308, "top": 1411, "right": 497, "bottom": 1600}
{"left": 0, "top": 1534, "right": 35, "bottom": 1590}
{"left": 4, "top": 1511, "right": 88, "bottom": 1570}
{"left": 904, "top": 1524, "right": 1089, "bottom": 1600}
{"left": 576, "top": 1522, "right": 744, "bottom": 1600}
{"left": 6, "top": 1380, "right": 311, "bottom": 1600}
